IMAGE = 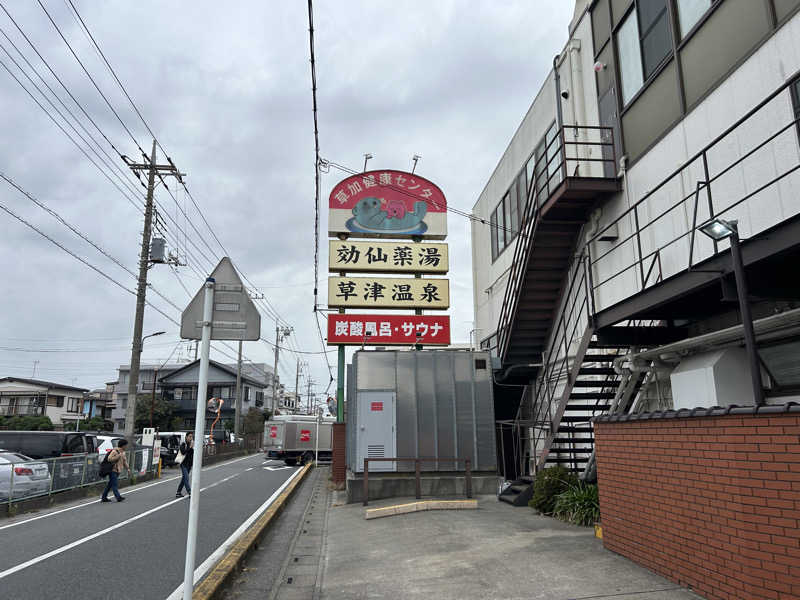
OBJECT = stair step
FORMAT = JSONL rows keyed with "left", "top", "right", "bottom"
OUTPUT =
{"left": 557, "top": 426, "right": 594, "bottom": 433}
{"left": 570, "top": 392, "right": 616, "bottom": 400}
{"left": 563, "top": 404, "right": 611, "bottom": 411}
{"left": 583, "top": 354, "right": 618, "bottom": 362}
{"left": 578, "top": 367, "right": 616, "bottom": 375}
{"left": 572, "top": 380, "right": 620, "bottom": 388}
{"left": 589, "top": 341, "right": 629, "bottom": 349}
{"left": 546, "top": 457, "right": 589, "bottom": 463}
{"left": 552, "top": 437, "right": 595, "bottom": 445}
{"left": 560, "top": 415, "right": 595, "bottom": 423}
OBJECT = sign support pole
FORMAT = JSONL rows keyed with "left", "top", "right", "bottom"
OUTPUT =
{"left": 182, "top": 277, "right": 215, "bottom": 600}
{"left": 337, "top": 344, "right": 345, "bottom": 422}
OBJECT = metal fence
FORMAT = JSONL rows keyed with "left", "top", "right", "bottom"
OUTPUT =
{"left": 1, "top": 449, "right": 157, "bottom": 505}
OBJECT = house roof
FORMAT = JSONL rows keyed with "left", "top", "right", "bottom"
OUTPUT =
{"left": 0, "top": 377, "right": 89, "bottom": 393}
{"left": 157, "top": 360, "right": 264, "bottom": 387}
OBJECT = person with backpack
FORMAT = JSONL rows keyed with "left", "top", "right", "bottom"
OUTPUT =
{"left": 176, "top": 433, "right": 194, "bottom": 498}
{"left": 101, "top": 439, "right": 130, "bottom": 503}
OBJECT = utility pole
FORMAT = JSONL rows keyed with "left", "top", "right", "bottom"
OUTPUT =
{"left": 306, "top": 378, "right": 314, "bottom": 415}
{"left": 234, "top": 340, "right": 243, "bottom": 436}
{"left": 271, "top": 324, "right": 292, "bottom": 415}
{"left": 123, "top": 140, "right": 184, "bottom": 446}
{"left": 294, "top": 358, "right": 300, "bottom": 413}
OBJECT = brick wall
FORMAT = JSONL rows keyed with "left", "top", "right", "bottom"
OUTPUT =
{"left": 594, "top": 411, "right": 800, "bottom": 600}
{"left": 331, "top": 422, "right": 346, "bottom": 485}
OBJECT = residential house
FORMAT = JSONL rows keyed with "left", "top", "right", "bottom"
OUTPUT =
{"left": 157, "top": 359, "right": 268, "bottom": 432}
{"left": 0, "top": 377, "right": 89, "bottom": 426}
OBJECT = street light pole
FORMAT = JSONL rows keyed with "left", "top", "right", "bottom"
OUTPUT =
{"left": 728, "top": 227, "right": 764, "bottom": 406}
{"left": 698, "top": 219, "right": 764, "bottom": 406}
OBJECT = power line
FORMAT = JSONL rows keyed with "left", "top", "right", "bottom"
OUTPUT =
{"left": 36, "top": 0, "right": 145, "bottom": 154}
{"left": 0, "top": 195, "right": 179, "bottom": 325}
{"left": 308, "top": 0, "right": 321, "bottom": 312}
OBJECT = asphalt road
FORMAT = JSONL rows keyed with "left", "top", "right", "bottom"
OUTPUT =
{"left": 0, "top": 453, "right": 300, "bottom": 600}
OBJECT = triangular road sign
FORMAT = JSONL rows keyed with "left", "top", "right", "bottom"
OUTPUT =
{"left": 180, "top": 257, "right": 261, "bottom": 340}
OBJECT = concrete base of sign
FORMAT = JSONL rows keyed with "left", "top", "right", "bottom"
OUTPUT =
{"left": 345, "top": 470, "right": 498, "bottom": 504}
{"left": 365, "top": 499, "right": 478, "bottom": 520}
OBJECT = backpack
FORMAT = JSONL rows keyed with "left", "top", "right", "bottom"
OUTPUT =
{"left": 99, "top": 452, "right": 114, "bottom": 477}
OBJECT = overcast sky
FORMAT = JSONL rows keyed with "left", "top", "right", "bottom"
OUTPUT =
{"left": 0, "top": 1, "right": 573, "bottom": 401}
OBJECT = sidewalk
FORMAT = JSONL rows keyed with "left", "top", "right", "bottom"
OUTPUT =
{"left": 221, "top": 468, "right": 703, "bottom": 600}
{"left": 318, "top": 493, "right": 703, "bottom": 600}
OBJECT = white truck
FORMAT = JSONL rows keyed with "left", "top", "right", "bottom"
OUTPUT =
{"left": 263, "top": 414, "right": 335, "bottom": 465}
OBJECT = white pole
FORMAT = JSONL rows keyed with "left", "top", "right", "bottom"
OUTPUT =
{"left": 315, "top": 408, "right": 320, "bottom": 464}
{"left": 182, "top": 277, "right": 215, "bottom": 600}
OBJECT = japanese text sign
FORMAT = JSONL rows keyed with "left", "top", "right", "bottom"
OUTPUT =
{"left": 327, "top": 314, "right": 451, "bottom": 346}
{"left": 328, "top": 170, "right": 447, "bottom": 240}
{"left": 328, "top": 276, "right": 449, "bottom": 310}
{"left": 329, "top": 241, "right": 448, "bottom": 274}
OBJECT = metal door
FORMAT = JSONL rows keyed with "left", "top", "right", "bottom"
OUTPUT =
{"left": 356, "top": 391, "right": 395, "bottom": 472}
{"left": 598, "top": 84, "right": 620, "bottom": 178}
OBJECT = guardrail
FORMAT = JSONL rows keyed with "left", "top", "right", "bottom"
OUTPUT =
{"left": 0, "top": 449, "right": 157, "bottom": 505}
{"left": 362, "top": 457, "right": 472, "bottom": 506}
{"left": 588, "top": 78, "right": 800, "bottom": 306}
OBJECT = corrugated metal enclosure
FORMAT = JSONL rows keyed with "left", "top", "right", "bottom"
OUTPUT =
{"left": 346, "top": 350, "right": 496, "bottom": 473}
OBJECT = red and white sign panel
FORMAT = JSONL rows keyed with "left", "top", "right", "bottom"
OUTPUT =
{"left": 327, "top": 314, "right": 450, "bottom": 346}
{"left": 371, "top": 402, "right": 383, "bottom": 412}
{"left": 300, "top": 430, "right": 311, "bottom": 442}
{"left": 269, "top": 426, "right": 277, "bottom": 439}
{"left": 328, "top": 170, "right": 447, "bottom": 240}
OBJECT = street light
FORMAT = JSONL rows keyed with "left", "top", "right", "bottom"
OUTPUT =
{"left": 143, "top": 331, "right": 166, "bottom": 341}
{"left": 698, "top": 218, "right": 764, "bottom": 406}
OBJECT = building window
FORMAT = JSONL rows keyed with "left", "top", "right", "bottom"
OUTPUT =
{"left": 618, "top": 9, "right": 645, "bottom": 104}
{"left": 491, "top": 122, "right": 561, "bottom": 263}
{"left": 67, "top": 397, "right": 81, "bottom": 413}
{"left": 676, "top": 0, "right": 712, "bottom": 38}
{"left": 617, "top": 1, "right": 673, "bottom": 105}
{"left": 121, "top": 398, "right": 127, "bottom": 409}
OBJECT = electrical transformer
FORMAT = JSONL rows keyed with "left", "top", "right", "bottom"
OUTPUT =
{"left": 346, "top": 350, "right": 496, "bottom": 473}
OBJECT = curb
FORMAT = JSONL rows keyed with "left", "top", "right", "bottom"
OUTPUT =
{"left": 365, "top": 498, "right": 478, "bottom": 520}
{"left": 192, "top": 462, "right": 313, "bottom": 599}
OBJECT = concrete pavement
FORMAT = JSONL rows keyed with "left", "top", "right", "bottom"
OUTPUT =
{"left": 224, "top": 471, "right": 705, "bottom": 600}
{"left": 0, "top": 453, "right": 300, "bottom": 600}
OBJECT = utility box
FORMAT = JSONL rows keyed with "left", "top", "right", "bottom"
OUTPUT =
{"left": 346, "top": 350, "right": 496, "bottom": 473}
{"left": 150, "top": 237, "right": 167, "bottom": 263}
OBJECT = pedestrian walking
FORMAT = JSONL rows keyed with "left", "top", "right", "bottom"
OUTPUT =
{"left": 101, "top": 439, "right": 130, "bottom": 503}
{"left": 176, "top": 432, "right": 194, "bottom": 498}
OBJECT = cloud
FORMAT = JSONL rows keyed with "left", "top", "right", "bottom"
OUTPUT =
{"left": 0, "top": 1, "right": 573, "bottom": 395}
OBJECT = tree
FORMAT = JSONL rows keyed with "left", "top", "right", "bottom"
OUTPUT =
{"left": 134, "top": 394, "right": 176, "bottom": 432}
{"left": 79, "top": 416, "right": 112, "bottom": 431}
{"left": 243, "top": 407, "right": 267, "bottom": 435}
{"left": 0, "top": 415, "right": 54, "bottom": 431}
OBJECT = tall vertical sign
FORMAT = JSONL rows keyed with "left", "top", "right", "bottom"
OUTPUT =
{"left": 327, "top": 170, "right": 451, "bottom": 423}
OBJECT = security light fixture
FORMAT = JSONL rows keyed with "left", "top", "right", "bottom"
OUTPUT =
{"left": 699, "top": 218, "right": 738, "bottom": 241}
{"left": 696, "top": 217, "right": 763, "bottom": 405}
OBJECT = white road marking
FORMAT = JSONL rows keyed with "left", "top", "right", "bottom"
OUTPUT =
{"left": 245, "top": 467, "right": 254, "bottom": 472}
{"left": 263, "top": 466, "right": 293, "bottom": 471}
{"left": 0, "top": 453, "right": 260, "bottom": 531}
{"left": 165, "top": 466, "right": 304, "bottom": 600}
{"left": 0, "top": 457, "right": 271, "bottom": 581}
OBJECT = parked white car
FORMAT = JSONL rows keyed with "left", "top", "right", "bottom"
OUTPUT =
{"left": 96, "top": 435, "right": 125, "bottom": 456}
{"left": 0, "top": 451, "right": 51, "bottom": 502}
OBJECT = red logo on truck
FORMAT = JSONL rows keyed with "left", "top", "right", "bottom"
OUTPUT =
{"left": 371, "top": 402, "right": 383, "bottom": 411}
{"left": 300, "top": 430, "right": 311, "bottom": 442}
{"left": 269, "top": 426, "right": 277, "bottom": 438}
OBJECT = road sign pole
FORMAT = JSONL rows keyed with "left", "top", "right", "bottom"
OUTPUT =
{"left": 182, "top": 277, "right": 215, "bottom": 600}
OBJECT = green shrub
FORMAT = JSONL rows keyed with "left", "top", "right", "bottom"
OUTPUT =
{"left": 552, "top": 481, "right": 600, "bottom": 526}
{"left": 528, "top": 466, "right": 578, "bottom": 514}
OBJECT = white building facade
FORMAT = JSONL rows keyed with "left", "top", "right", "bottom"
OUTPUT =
{"left": 472, "top": 0, "right": 800, "bottom": 480}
